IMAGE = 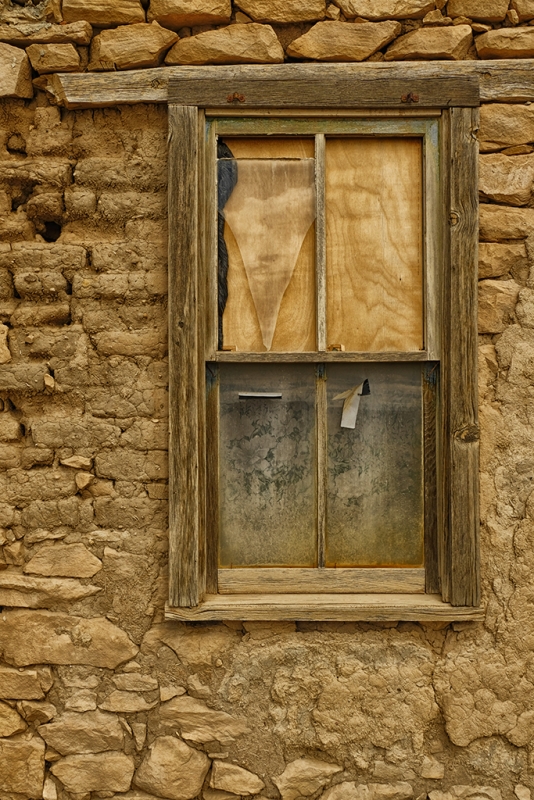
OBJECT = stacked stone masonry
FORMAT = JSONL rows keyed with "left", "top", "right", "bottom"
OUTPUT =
{"left": 4, "top": 0, "right": 534, "bottom": 81}
{"left": 1, "top": 0, "right": 534, "bottom": 798}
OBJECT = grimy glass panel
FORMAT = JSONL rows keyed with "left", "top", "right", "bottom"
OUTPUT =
{"left": 325, "top": 137, "right": 423, "bottom": 352}
{"left": 218, "top": 138, "right": 316, "bottom": 353}
{"left": 219, "top": 363, "right": 316, "bottom": 568}
{"left": 326, "top": 363, "right": 424, "bottom": 567}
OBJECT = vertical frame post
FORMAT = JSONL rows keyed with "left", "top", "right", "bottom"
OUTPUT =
{"left": 168, "top": 104, "right": 205, "bottom": 607}
{"left": 446, "top": 106, "right": 480, "bottom": 606}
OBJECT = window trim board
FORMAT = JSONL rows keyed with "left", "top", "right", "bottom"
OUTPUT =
{"left": 167, "top": 75, "right": 480, "bottom": 619}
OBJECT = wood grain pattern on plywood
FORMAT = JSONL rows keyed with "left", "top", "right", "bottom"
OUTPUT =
{"left": 326, "top": 137, "right": 423, "bottom": 353}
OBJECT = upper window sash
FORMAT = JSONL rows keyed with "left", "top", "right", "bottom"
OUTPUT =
{"left": 209, "top": 116, "right": 440, "bottom": 361}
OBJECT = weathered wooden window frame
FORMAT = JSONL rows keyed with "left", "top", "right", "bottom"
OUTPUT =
{"left": 166, "top": 69, "right": 481, "bottom": 622}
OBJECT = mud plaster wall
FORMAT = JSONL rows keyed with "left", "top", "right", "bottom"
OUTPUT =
{"left": 2, "top": 7, "right": 534, "bottom": 800}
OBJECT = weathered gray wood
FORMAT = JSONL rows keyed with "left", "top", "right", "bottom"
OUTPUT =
{"left": 439, "top": 109, "right": 452, "bottom": 604}
{"left": 316, "top": 366, "right": 327, "bottom": 569}
{"left": 169, "top": 76, "right": 478, "bottom": 109}
{"left": 216, "top": 116, "right": 440, "bottom": 137}
{"left": 211, "top": 350, "right": 429, "bottom": 362}
{"left": 42, "top": 60, "right": 534, "bottom": 109}
{"left": 166, "top": 593, "right": 484, "bottom": 622}
{"left": 205, "top": 120, "right": 218, "bottom": 356}
{"left": 424, "top": 364, "right": 440, "bottom": 595}
{"left": 168, "top": 104, "right": 204, "bottom": 608}
{"left": 218, "top": 567, "right": 425, "bottom": 594}
{"left": 205, "top": 365, "right": 219, "bottom": 594}
{"left": 315, "top": 134, "right": 326, "bottom": 353}
{"left": 447, "top": 107, "right": 480, "bottom": 608}
{"left": 424, "top": 118, "right": 441, "bottom": 362}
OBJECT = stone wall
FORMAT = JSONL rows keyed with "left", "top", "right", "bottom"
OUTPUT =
{"left": 1, "top": 0, "right": 534, "bottom": 799}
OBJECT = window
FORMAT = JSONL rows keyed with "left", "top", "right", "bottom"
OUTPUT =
{"left": 166, "top": 68, "right": 481, "bottom": 622}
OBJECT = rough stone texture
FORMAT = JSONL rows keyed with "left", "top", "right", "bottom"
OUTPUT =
{"left": 39, "top": 710, "right": 124, "bottom": 754}
{"left": 89, "top": 22, "right": 178, "bottom": 71}
{"left": 165, "top": 23, "right": 283, "bottom": 65}
{"left": 0, "top": 43, "right": 33, "bottom": 99}
{"left": 0, "top": 323, "right": 11, "bottom": 363}
{"left": 287, "top": 21, "right": 401, "bottom": 61}
{"left": 0, "top": 736, "right": 45, "bottom": 797}
{"left": 476, "top": 29, "right": 534, "bottom": 58}
{"left": 479, "top": 153, "right": 534, "bottom": 206}
{"left": 512, "top": 0, "right": 534, "bottom": 21}
{"left": 479, "top": 242, "right": 528, "bottom": 280}
{"left": 322, "top": 783, "right": 414, "bottom": 800}
{"left": 210, "top": 760, "right": 265, "bottom": 794}
{"left": 0, "top": 700, "right": 26, "bottom": 736}
{"left": 480, "top": 203, "right": 534, "bottom": 240}
{"left": 385, "top": 24, "right": 472, "bottom": 60}
{"left": 0, "top": 572, "right": 102, "bottom": 608}
{"left": 26, "top": 43, "right": 80, "bottom": 74}
{"left": 333, "top": 0, "right": 433, "bottom": 18}
{"left": 479, "top": 104, "right": 534, "bottom": 152}
{"left": 51, "top": 751, "right": 135, "bottom": 793}
{"left": 158, "top": 695, "right": 250, "bottom": 744}
{"left": 62, "top": 0, "right": 145, "bottom": 26}
{"left": 0, "top": 610, "right": 138, "bottom": 667}
{"left": 234, "top": 0, "right": 326, "bottom": 23}
{"left": 274, "top": 758, "right": 343, "bottom": 800}
{"left": 0, "top": 666, "right": 45, "bottom": 699}
{"left": 113, "top": 673, "right": 159, "bottom": 691}
{"left": 99, "top": 690, "right": 158, "bottom": 712}
{"left": 24, "top": 543, "right": 102, "bottom": 578}
{"left": 148, "top": 0, "right": 231, "bottom": 28}
{"left": 1, "top": 79, "right": 534, "bottom": 800}
{"left": 134, "top": 736, "right": 210, "bottom": 800}
{"left": 447, "top": 0, "right": 509, "bottom": 21}
{"left": 0, "top": 20, "right": 92, "bottom": 46}
{"left": 478, "top": 280, "right": 520, "bottom": 333}
{"left": 19, "top": 700, "right": 57, "bottom": 723}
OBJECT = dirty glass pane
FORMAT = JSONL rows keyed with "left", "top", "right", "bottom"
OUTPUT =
{"left": 218, "top": 141, "right": 316, "bottom": 352}
{"left": 219, "top": 363, "right": 316, "bottom": 568}
{"left": 326, "top": 363, "right": 424, "bottom": 567}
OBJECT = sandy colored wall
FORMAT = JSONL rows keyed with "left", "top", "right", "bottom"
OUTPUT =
{"left": 1, "top": 1, "right": 534, "bottom": 799}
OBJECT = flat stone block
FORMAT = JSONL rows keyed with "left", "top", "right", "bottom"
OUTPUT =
{"left": 385, "top": 23, "right": 472, "bottom": 59}
{"left": 0, "top": 737, "right": 45, "bottom": 797}
{"left": 89, "top": 21, "right": 178, "bottom": 70}
{"left": 27, "top": 43, "right": 80, "bottom": 74}
{"left": 234, "top": 0, "right": 325, "bottom": 23}
{"left": 0, "top": 21, "right": 92, "bottom": 46}
{"left": 0, "top": 609, "right": 138, "bottom": 668}
{"left": 0, "top": 42, "right": 32, "bottom": 98}
{"left": 447, "top": 0, "right": 509, "bottom": 21}
{"left": 334, "top": 0, "right": 433, "bottom": 18}
{"left": 476, "top": 28, "right": 534, "bottom": 58}
{"left": 62, "top": 0, "right": 145, "bottom": 27}
{"left": 148, "top": 0, "right": 231, "bottom": 28}
{"left": 287, "top": 20, "right": 400, "bottom": 61}
{"left": 165, "top": 22, "right": 283, "bottom": 64}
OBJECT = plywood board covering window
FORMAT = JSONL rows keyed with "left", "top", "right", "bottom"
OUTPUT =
{"left": 325, "top": 138, "right": 423, "bottom": 352}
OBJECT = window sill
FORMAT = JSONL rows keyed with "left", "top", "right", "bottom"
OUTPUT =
{"left": 165, "top": 593, "right": 483, "bottom": 622}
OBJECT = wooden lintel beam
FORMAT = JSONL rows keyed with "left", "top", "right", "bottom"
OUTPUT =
{"left": 40, "top": 60, "right": 534, "bottom": 109}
